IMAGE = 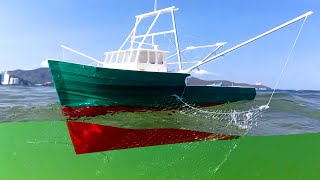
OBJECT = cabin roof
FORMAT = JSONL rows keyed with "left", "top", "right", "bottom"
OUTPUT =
{"left": 104, "top": 48, "right": 169, "bottom": 55}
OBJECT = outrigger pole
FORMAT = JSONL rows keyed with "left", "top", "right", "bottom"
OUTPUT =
{"left": 60, "top": 45, "right": 103, "bottom": 65}
{"left": 182, "top": 11, "right": 313, "bottom": 73}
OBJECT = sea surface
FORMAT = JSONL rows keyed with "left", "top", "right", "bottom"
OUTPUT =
{"left": 0, "top": 85, "right": 319, "bottom": 136}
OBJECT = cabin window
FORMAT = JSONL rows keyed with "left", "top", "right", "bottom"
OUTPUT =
{"left": 121, "top": 52, "right": 126, "bottom": 63}
{"left": 157, "top": 52, "right": 164, "bottom": 64}
{"left": 149, "top": 51, "right": 156, "bottom": 64}
{"left": 110, "top": 54, "right": 116, "bottom": 63}
{"left": 117, "top": 52, "right": 124, "bottom": 63}
{"left": 130, "top": 51, "right": 137, "bottom": 62}
{"left": 124, "top": 51, "right": 130, "bottom": 63}
{"left": 105, "top": 54, "right": 110, "bottom": 64}
{"left": 139, "top": 51, "right": 148, "bottom": 63}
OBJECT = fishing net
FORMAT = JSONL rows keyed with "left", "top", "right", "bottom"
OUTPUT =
{"left": 23, "top": 91, "right": 268, "bottom": 179}
{"left": 173, "top": 95, "right": 265, "bottom": 132}
{"left": 71, "top": 94, "right": 268, "bottom": 179}
{"left": 53, "top": 90, "right": 264, "bottom": 179}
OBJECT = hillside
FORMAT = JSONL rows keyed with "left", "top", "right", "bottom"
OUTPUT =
{"left": 187, "top": 77, "right": 271, "bottom": 90}
{"left": 6, "top": 68, "right": 271, "bottom": 89}
{"left": 8, "top": 68, "right": 52, "bottom": 85}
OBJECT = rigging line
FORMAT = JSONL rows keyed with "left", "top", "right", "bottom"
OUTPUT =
{"left": 181, "top": 83, "right": 187, "bottom": 98}
{"left": 267, "top": 16, "right": 308, "bottom": 106}
{"left": 164, "top": 33, "right": 189, "bottom": 62}
{"left": 164, "top": 33, "right": 175, "bottom": 48}
{"left": 172, "top": 94, "right": 267, "bottom": 114}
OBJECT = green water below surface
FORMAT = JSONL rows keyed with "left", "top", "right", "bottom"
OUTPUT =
{"left": 1, "top": 86, "right": 320, "bottom": 179}
{"left": 1, "top": 121, "right": 319, "bottom": 179}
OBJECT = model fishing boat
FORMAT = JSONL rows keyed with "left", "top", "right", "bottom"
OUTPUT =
{"left": 48, "top": 6, "right": 312, "bottom": 118}
{"left": 46, "top": 4, "right": 313, "bottom": 154}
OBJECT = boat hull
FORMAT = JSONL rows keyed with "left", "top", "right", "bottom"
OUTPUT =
{"left": 48, "top": 60, "right": 256, "bottom": 114}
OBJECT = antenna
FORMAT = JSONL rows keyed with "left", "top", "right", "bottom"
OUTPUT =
{"left": 154, "top": 0, "right": 157, "bottom": 11}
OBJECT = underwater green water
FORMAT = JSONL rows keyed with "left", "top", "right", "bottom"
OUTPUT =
{"left": 0, "top": 121, "right": 319, "bottom": 179}
{"left": 0, "top": 86, "right": 320, "bottom": 179}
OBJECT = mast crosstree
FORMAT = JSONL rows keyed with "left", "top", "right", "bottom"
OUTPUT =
{"left": 59, "top": 5, "right": 313, "bottom": 74}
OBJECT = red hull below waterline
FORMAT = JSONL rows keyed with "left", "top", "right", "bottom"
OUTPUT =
{"left": 66, "top": 121, "right": 239, "bottom": 154}
{"left": 62, "top": 103, "right": 224, "bottom": 118}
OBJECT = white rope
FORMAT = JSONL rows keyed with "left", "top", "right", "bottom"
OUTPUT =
{"left": 172, "top": 94, "right": 269, "bottom": 114}
{"left": 267, "top": 16, "right": 308, "bottom": 105}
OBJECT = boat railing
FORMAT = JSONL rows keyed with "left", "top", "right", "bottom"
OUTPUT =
{"left": 104, "top": 49, "right": 167, "bottom": 65}
{"left": 104, "top": 50, "right": 137, "bottom": 65}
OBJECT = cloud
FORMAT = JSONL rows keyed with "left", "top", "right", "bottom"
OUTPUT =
{"left": 41, "top": 60, "right": 49, "bottom": 67}
{"left": 191, "top": 69, "right": 219, "bottom": 76}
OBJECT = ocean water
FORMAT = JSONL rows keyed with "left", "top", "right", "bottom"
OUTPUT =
{"left": 0, "top": 85, "right": 319, "bottom": 136}
{"left": 1, "top": 85, "right": 320, "bottom": 179}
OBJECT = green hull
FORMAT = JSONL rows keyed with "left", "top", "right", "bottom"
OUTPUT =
{"left": 1, "top": 121, "right": 319, "bottom": 179}
{"left": 48, "top": 60, "right": 256, "bottom": 108}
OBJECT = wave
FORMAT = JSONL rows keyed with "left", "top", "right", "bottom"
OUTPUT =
{"left": 0, "top": 86, "right": 319, "bottom": 136}
{"left": 0, "top": 103, "right": 65, "bottom": 123}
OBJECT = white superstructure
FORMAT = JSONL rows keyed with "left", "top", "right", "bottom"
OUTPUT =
{"left": 60, "top": 6, "right": 226, "bottom": 73}
{"left": 60, "top": 4, "right": 312, "bottom": 74}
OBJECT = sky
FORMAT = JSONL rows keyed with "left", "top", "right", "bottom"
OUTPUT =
{"left": 0, "top": 0, "right": 319, "bottom": 90}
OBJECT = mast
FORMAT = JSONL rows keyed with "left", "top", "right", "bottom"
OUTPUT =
{"left": 171, "top": 8, "right": 182, "bottom": 71}
{"left": 154, "top": 0, "right": 157, "bottom": 11}
{"left": 182, "top": 11, "right": 313, "bottom": 73}
{"left": 117, "top": 6, "right": 181, "bottom": 67}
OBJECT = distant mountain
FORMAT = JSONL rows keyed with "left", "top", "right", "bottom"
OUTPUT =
{"left": 186, "top": 77, "right": 271, "bottom": 90}
{"left": 5, "top": 68, "right": 271, "bottom": 89}
{"left": 8, "top": 68, "right": 52, "bottom": 86}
